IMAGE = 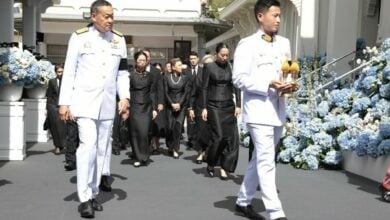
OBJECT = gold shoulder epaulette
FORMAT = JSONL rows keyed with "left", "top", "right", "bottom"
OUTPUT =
{"left": 112, "top": 29, "right": 123, "bottom": 37}
{"left": 75, "top": 27, "right": 89, "bottom": 35}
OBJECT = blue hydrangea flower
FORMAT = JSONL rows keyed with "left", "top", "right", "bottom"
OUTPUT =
{"left": 383, "top": 65, "right": 390, "bottom": 81}
{"left": 371, "top": 94, "right": 380, "bottom": 106}
{"left": 323, "top": 114, "right": 348, "bottom": 131}
{"left": 379, "top": 83, "right": 390, "bottom": 99}
{"left": 328, "top": 88, "right": 352, "bottom": 108}
{"left": 282, "top": 136, "right": 299, "bottom": 150}
{"left": 371, "top": 99, "right": 390, "bottom": 119}
{"left": 306, "top": 155, "right": 319, "bottom": 170}
{"left": 302, "top": 144, "right": 322, "bottom": 157}
{"left": 351, "top": 97, "right": 371, "bottom": 114}
{"left": 356, "top": 130, "right": 380, "bottom": 157}
{"left": 344, "top": 117, "right": 363, "bottom": 129}
{"left": 312, "top": 131, "right": 333, "bottom": 150}
{"left": 337, "top": 130, "right": 357, "bottom": 151}
{"left": 361, "top": 75, "right": 377, "bottom": 94}
{"left": 277, "top": 148, "right": 297, "bottom": 163}
{"left": 377, "top": 139, "right": 390, "bottom": 156}
{"left": 316, "top": 101, "right": 329, "bottom": 118}
{"left": 379, "top": 118, "right": 390, "bottom": 139}
{"left": 323, "top": 150, "right": 342, "bottom": 165}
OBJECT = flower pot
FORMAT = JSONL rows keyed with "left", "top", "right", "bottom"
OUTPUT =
{"left": 0, "top": 83, "right": 24, "bottom": 101}
{"left": 342, "top": 151, "right": 390, "bottom": 182}
{"left": 25, "top": 85, "right": 47, "bottom": 99}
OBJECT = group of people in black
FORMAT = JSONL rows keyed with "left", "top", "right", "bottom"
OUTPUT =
{"left": 46, "top": 43, "right": 241, "bottom": 182}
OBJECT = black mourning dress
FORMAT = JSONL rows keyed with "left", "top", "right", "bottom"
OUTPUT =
{"left": 128, "top": 70, "right": 156, "bottom": 163}
{"left": 202, "top": 61, "right": 241, "bottom": 173}
{"left": 164, "top": 73, "right": 191, "bottom": 152}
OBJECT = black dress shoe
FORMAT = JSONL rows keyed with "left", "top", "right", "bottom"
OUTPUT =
{"left": 206, "top": 166, "right": 214, "bottom": 177}
{"left": 91, "top": 199, "right": 103, "bottom": 211}
{"left": 99, "top": 175, "right": 112, "bottom": 192}
{"left": 274, "top": 218, "right": 288, "bottom": 220}
{"left": 112, "top": 149, "right": 120, "bottom": 155}
{"left": 152, "top": 149, "right": 160, "bottom": 155}
{"left": 79, "top": 201, "right": 94, "bottom": 218}
{"left": 64, "top": 161, "right": 76, "bottom": 171}
{"left": 235, "top": 204, "right": 265, "bottom": 220}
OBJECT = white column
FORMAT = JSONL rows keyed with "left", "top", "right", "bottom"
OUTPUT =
{"left": 299, "top": 0, "right": 319, "bottom": 56}
{"left": 326, "top": 0, "right": 359, "bottom": 73}
{"left": 0, "top": 102, "right": 26, "bottom": 161}
{"left": 377, "top": 0, "right": 390, "bottom": 44}
{"left": 0, "top": 0, "right": 14, "bottom": 43}
{"left": 22, "top": 0, "right": 37, "bottom": 50}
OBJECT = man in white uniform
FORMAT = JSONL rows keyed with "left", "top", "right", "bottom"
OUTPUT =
{"left": 58, "top": 0, "right": 129, "bottom": 218}
{"left": 233, "top": 1, "right": 296, "bottom": 220}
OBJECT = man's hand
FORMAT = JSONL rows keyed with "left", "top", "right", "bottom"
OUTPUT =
{"left": 157, "top": 104, "right": 164, "bottom": 112}
{"left": 152, "top": 110, "right": 158, "bottom": 120}
{"left": 58, "top": 106, "right": 75, "bottom": 122}
{"left": 234, "top": 107, "right": 241, "bottom": 117}
{"left": 118, "top": 98, "right": 129, "bottom": 115}
{"left": 122, "top": 108, "right": 129, "bottom": 120}
{"left": 270, "top": 80, "right": 292, "bottom": 92}
{"left": 201, "top": 108, "right": 207, "bottom": 121}
{"left": 189, "top": 109, "right": 195, "bottom": 121}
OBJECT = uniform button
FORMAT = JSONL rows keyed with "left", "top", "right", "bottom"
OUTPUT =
{"left": 102, "top": 62, "right": 106, "bottom": 66}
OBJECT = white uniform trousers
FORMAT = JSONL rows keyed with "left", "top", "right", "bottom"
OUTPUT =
{"left": 76, "top": 117, "right": 113, "bottom": 203}
{"left": 236, "top": 123, "right": 286, "bottom": 219}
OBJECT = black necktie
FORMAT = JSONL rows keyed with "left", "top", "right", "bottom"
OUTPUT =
{"left": 192, "top": 67, "right": 196, "bottom": 76}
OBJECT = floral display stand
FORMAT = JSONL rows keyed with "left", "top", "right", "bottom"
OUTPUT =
{"left": 0, "top": 101, "right": 26, "bottom": 160}
{"left": 23, "top": 98, "right": 48, "bottom": 142}
{"left": 25, "top": 85, "right": 47, "bottom": 99}
{"left": 0, "top": 84, "right": 23, "bottom": 101}
{"left": 343, "top": 151, "right": 390, "bottom": 182}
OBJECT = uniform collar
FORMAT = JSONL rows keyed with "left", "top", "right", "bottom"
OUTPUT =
{"left": 256, "top": 29, "right": 277, "bottom": 43}
{"left": 90, "top": 25, "right": 110, "bottom": 39}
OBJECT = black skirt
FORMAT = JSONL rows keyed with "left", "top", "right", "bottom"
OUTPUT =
{"left": 206, "top": 100, "right": 239, "bottom": 173}
{"left": 128, "top": 103, "right": 152, "bottom": 162}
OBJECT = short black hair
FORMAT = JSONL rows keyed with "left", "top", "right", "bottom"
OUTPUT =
{"left": 90, "top": 0, "right": 112, "bottom": 15}
{"left": 189, "top": 51, "right": 198, "bottom": 58}
{"left": 215, "top": 42, "right": 229, "bottom": 54}
{"left": 133, "top": 51, "right": 147, "bottom": 62}
{"left": 254, "top": 0, "right": 281, "bottom": 22}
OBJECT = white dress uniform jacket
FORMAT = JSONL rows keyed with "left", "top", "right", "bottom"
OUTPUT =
{"left": 59, "top": 26, "right": 130, "bottom": 120}
{"left": 232, "top": 30, "right": 291, "bottom": 126}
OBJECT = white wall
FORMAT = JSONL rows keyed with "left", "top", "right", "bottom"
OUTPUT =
{"left": 317, "top": 0, "right": 329, "bottom": 54}
{"left": 45, "top": 0, "right": 201, "bottom": 18}
{"left": 377, "top": 0, "right": 390, "bottom": 43}
{"left": 358, "top": 0, "right": 379, "bottom": 46}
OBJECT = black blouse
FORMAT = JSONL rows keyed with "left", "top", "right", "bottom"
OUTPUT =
{"left": 164, "top": 73, "right": 191, "bottom": 108}
{"left": 129, "top": 70, "right": 156, "bottom": 109}
{"left": 202, "top": 61, "right": 241, "bottom": 109}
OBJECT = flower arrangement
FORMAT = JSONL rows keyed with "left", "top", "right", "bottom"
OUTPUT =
{"left": 0, "top": 45, "right": 55, "bottom": 87}
{"left": 277, "top": 38, "right": 390, "bottom": 170}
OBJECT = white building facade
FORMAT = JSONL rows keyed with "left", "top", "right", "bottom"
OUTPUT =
{"left": 206, "top": 0, "right": 388, "bottom": 64}
{"left": 7, "top": 0, "right": 230, "bottom": 65}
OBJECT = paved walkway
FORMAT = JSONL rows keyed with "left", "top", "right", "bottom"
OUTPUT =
{"left": 0, "top": 140, "right": 389, "bottom": 220}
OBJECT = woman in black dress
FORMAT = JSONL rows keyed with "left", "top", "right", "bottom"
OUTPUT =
{"left": 164, "top": 58, "right": 191, "bottom": 159}
{"left": 202, "top": 43, "right": 241, "bottom": 180}
{"left": 127, "top": 51, "right": 157, "bottom": 167}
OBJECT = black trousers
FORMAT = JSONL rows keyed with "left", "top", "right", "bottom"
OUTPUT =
{"left": 65, "top": 121, "right": 79, "bottom": 163}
